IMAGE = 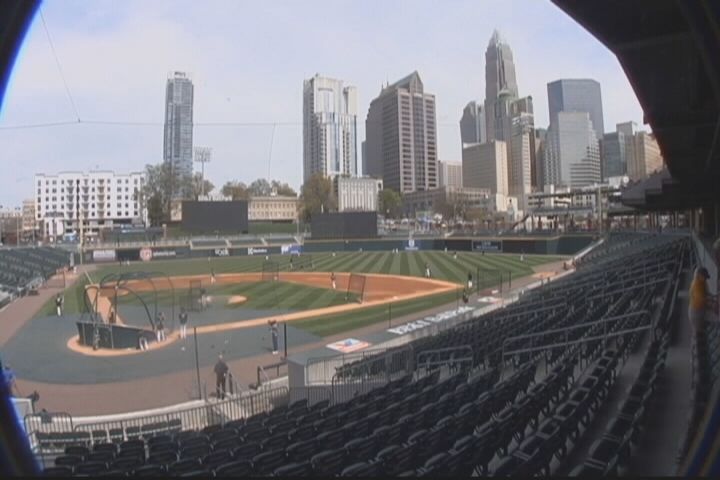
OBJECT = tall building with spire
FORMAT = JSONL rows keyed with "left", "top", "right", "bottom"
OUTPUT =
{"left": 365, "top": 71, "right": 438, "bottom": 193}
{"left": 163, "top": 72, "right": 194, "bottom": 179}
{"left": 484, "top": 30, "right": 519, "bottom": 143}
{"left": 303, "top": 74, "right": 358, "bottom": 181}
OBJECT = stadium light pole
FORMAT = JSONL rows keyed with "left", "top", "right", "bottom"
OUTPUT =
{"left": 193, "top": 147, "right": 212, "bottom": 198}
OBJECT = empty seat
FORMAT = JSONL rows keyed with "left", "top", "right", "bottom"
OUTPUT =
{"left": 42, "top": 466, "right": 73, "bottom": 477}
{"left": 169, "top": 458, "right": 202, "bottom": 475}
{"left": 201, "top": 449, "right": 233, "bottom": 470}
{"left": 75, "top": 461, "right": 109, "bottom": 475}
{"left": 286, "top": 440, "right": 317, "bottom": 463}
{"left": 341, "top": 461, "right": 379, "bottom": 476}
{"left": 252, "top": 449, "right": 287, "bottom": 474}
{"left": 146, "top": 451, "right": 178, "bottom": 466}
{"left": 133, "top": 464, "right": 167, "bottom": 476}
{"left": 214, "top": 459, "right": 253, "bottom": 477}
{"left": 310, "top": 448, "right": 347, "bottom": 476}
{"left": 273, "top": 461, "right": 313, "bottom": 476}
{"left": 111, "top": 456, "right": 144, "bottom": 473}
{"left": 232, "top": 442, "right": 261, "bottom": 461}
{"left": 344, "top": 436, "right": 377, "bottom": 464}
{"left": 54, "top": 455, "right": 82, "bottom": 467}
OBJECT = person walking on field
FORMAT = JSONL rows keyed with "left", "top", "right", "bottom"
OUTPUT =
{"left": 179, "top": 307, "right": 188, "bottom": 340}
{"left": 689, "top": 266, "right": 717, "bottom": 336}
{"left": 425, "top": 263, "right": 431, "bottom": 278}
{"left": 210, "top": 268, "right": 216, "bottom": 285}
{"left": 269, "top": 320, "right": 280, "bottom": 355}
{"left": 214, "top": 354, "right": 229, "bottom": 400}
{"left": 55, "top": 294, "right": 63, "bottom": 317}
{"left": 331, "top": 272, "right": 337, "bottom": 290}
{"left": 155, "top": 312, "right": 166, "bottom": 342}
{"left": 467, "top": 271, "right": 473, "bottom": 290}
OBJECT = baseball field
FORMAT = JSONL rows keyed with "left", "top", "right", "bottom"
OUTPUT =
{"left": 37, "top": 250, "right": 564, "bottom": 337}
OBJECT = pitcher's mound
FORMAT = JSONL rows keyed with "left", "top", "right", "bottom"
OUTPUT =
{"left": 227, "top": 295, "right": 247, "bottom": 306}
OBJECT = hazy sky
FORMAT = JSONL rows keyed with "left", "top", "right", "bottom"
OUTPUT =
{"left": 0, "top": 0, "right": 645, "bottom": 207}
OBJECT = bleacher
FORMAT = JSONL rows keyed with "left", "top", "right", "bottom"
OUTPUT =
{"left": 0, "top": 247, "right": 70, "bottom": 295}
{"left": 35, "top": 233, "right": 690, "bottom": 477}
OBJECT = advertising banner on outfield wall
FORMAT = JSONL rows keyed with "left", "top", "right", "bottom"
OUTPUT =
{"left": 92, "top": 249, "right": 117, "bottom": 262}
{"left": 281, "top": 244, "right": 302, "bottom": 255}
{"left": 213, "top": 248, "right": 230, "bottom": 257}
{"left": 472, "top": 240, "right": 502, "bottom": 252}
{"left": 404, "top": 239, "right": 420, "bottom": 251}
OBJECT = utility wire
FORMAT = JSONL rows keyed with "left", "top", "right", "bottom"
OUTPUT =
{"left": 39, "top": 8, "right": 81, "bottom": 122}
{"left": 0, "top": 119, "right": 461, "bottom": 130}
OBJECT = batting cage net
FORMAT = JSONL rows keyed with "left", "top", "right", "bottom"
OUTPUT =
{"left": 346, "top": 273, "right": 367, "bottom": 303}
{"left": 43, "top": 268, "right": 67, "bottom": 289}
{"left": 262, "top": 261, "right": 279, "bottom": 282}
{"left": 475, "top": 268, "right": 506, "bottom": 294}
{"left": 188, "top": 279, "right": 204, "bottom": 311}
{"left": 292, "top": 254, "right": 313, "bottom": 271}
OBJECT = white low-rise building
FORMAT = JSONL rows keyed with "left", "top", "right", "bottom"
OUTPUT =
{"left": 34, "top": 171, "right": 145, "bottom": 240}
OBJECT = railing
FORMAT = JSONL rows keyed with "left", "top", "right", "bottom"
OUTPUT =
{"left": 307, "top": 344, "right": 415, "bottom": 386}
{"left": 416, "top": 346, "right": 474, "bottom": 374}
{"left": 25, "top": 387, "right": 289, "bottom": 454}
{"left": 501, "top": 310, "right": 651, "bottom": 360}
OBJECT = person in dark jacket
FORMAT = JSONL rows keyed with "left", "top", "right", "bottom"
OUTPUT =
{"left": 214, "top": 355, "right": 229, "bottom": 400}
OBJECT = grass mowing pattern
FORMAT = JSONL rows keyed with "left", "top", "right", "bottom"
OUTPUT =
{"left": 38, "top": 251, "right": 563, "bottom": 336}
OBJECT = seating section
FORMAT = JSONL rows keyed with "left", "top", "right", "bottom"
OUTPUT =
{"left": 38, "top": 233, "right": 688, "bottom": 477}
{"left": 0, "top": 247, "right": 70, "bottom": 294}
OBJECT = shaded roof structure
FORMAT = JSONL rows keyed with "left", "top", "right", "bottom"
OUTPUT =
{"left": 552, "top": 0, "right": 720, "bottom": 212}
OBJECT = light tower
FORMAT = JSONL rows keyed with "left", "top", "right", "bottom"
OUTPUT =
{"left": 193, "top": 146, "right": 212, "bottom": 198}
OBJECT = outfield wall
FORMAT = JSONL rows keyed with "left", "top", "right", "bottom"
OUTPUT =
{"left": 81, "top": 235, "right": 595, "bottom": 264}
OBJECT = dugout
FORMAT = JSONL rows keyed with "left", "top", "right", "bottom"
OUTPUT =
{"left": 310, "top": 212, "right": 378, "bottom": 240}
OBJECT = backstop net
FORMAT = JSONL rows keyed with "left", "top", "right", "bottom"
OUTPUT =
{"left": 262, "top": 261, "right": 279, "bottom": 282}
{"left": 346, "top": 273, "right": 367, "bottom": 303}
{"left": 188, "top": 279, "right": 204, "bottom": 312}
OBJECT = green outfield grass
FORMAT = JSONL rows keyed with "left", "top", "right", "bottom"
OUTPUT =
{"left": 38, "top": 251, "right": 564, "bottom": 335}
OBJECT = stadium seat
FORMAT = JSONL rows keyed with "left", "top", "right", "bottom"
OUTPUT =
{"left": 201, "top": 450, "right": 233, "bottom": 470}
{"left": 168, "top": 458, "right": 202, "bottom": 475}
{"left": 251, "top": 449, "right": 287, "bottom": 474}
{"left": 75, "top": 461, "right": 109, "bottom": 475}
{"left": 180, "top": 444, "right": 210, "bottom": 460}
{"left": 133, "top": 464, "right": 167, "bottom": 477}
{"left": 55, "top": 455, "right": 83, "bottom": 468}
{"left": 310, "top": 448, "right": 347, "bottom": 476}
{"left": 42, "top": 466, "right": 74, "bottom": 477}
{"left": 344, "top": 436, "right": 377, "bottom": 464}
{"left": 111, "top": 456, "right": 145, "bottom": 473}
{"left": 374, "top": 444, "right": 413, "bottom": 476}
{"left": 214, "top": 460, "right": 253, "bottom": 477}
{"left": 260, "top": 433, "right": 288, "bottom": 452}
{"left": 286, "top": 440, "right": 318, "bottom": 463}
{"left": 146, "top": 451, "right": 178, "bottom": 466}
{"left": 65, "top": 445, "right": 90, "bottom": 459}
{"left": 232, "top": 442, "right": 261, "bottom": 461}
{"left": 272, "top": 461, "right": 313, "bottom": 476}
{"left": 340, "top": 461, "right": 379, "bottom": 476}
{"left": 87, "top": 450, "right": 116, "bottom": 463}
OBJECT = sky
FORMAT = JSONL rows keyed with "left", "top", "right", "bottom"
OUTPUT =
{"left": 0, "top": 0, "right": 646, "bottom": 208}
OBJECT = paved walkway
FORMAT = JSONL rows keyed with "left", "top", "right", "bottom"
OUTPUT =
{"left": 12, "top": 260, "right": 567, "bottom": 416}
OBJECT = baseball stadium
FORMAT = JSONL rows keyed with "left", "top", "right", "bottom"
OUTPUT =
{"left": 2, "top": 1, "right": 720, "bottom": 478}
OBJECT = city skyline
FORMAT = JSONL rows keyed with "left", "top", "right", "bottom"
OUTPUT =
{"left": 0, "top": 0, "right": 645, "bottom": 207}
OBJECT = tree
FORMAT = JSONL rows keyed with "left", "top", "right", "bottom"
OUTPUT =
{"left": 141, "top": 163, "right": 192, "bottom": 226}
{"left": 379, "top": 188, "right": 402, "bottom": 219}
{"left": 248, "top": 178, "right": 272, "bottom": 196}
{"left": 192, "top": 173, "right": 215, "bottom": 199}
{"left": 299, "top": 174, "right": 336, "bottom": 222}
{"left": 271, "top": 180, "right": 297, "bottom": 197}
{"left": 221, "top": 181, "right": 250, "bottom": 200}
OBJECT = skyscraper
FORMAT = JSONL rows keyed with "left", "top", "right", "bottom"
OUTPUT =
{"left": 163, "top": 72, "right": 194, "bottom": 179}
{"left": 484, "top": 30, "right": 519, "bottom": 143}
{"left": 438, "top": 161, "right": 463, "bottom": 188}
{"left": 365, "top": 71, "right": 438, "bottom": 193}
{"left": 543, "top": 111, "right": 601, "bottom": 187}
{"left": 628, "top": 131, "right": 663, "bottom": 181}
{"left": 602, "top": 131, "right": 627, "bottom": 179}
{"left": 462, "top": 141, "right": 508, "bottom": 195}
{"left": 460, "top": 101, "right": 485, "bottom": 146}
{"left": 303, "top": 74, "right": 358, "bottom": 181}
{"left": 507, "top": 96, "right": 535, "bottom": 205}
{"left": 547, "top": 79, "right": 604, "bottom": 139}
{"left": 534, "top": 128, "right": 547, "bottom": 189}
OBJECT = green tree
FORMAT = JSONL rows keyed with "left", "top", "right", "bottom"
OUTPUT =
{"left": 221, "top": 181, "right": 250, "bottom": 200}
{"left": 379, "top": 188, "right": 402, "bottom": 218}
{"left": 271, "top": 180, "right": 297, "bottom": 197}
{"left": 141, "top": 163, "right": 192, "bottom": 226}
{"left": 248, "top": 178, "right": 272, "bottom": 196}
{"left": 191, "top": 173, "right": 215, "bottom": 199}
{"left": 299, "top": 174, "right": 336, "bottom": 222}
